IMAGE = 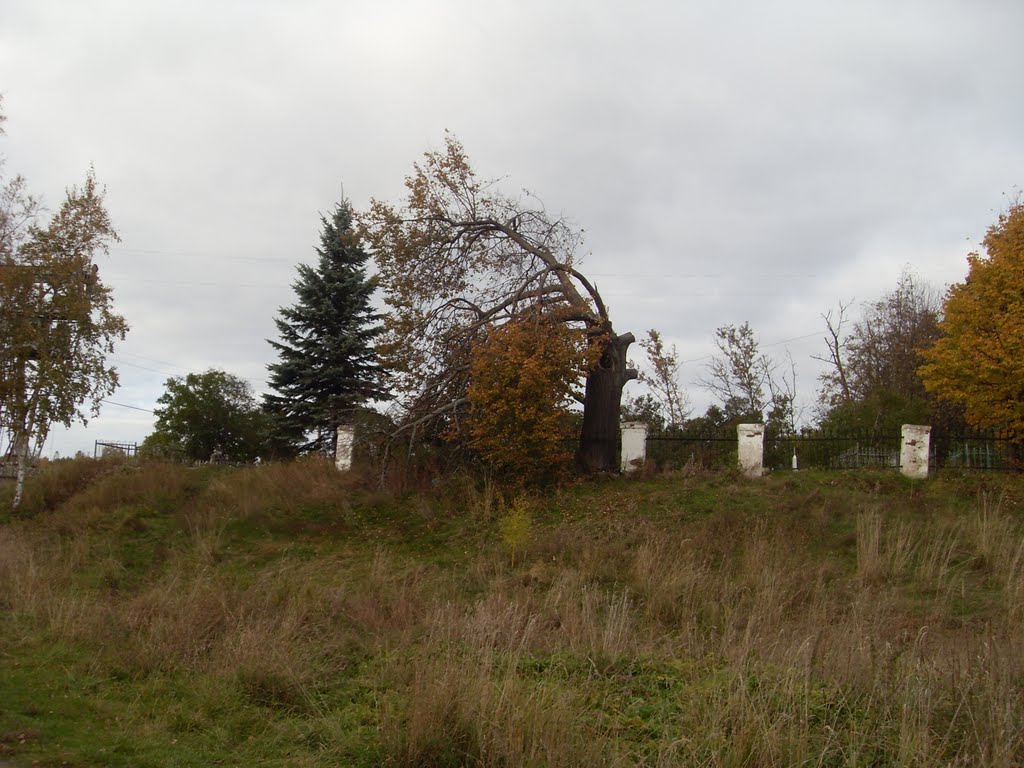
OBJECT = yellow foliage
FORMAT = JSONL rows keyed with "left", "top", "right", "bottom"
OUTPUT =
{"left": 920, "top": 204, "right": 1024, "bottom": 438}
{"left": 465, "top": 311, "right": 593, "bottom": 485}
{"left": 498, "top": 497, "right": 533, "bottom": 566}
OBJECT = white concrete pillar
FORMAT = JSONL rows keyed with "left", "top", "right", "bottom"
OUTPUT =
{"left": 900, "top": 424, "right": 931, "bottom": 479}
{"left": 620, "top": 421, "right": 648, "bottom": 473}
{"left": 335, "top": 425, "right": 355, "bottom": 472}
{"left": 737, "top": 423, "right": 765, "bottom": 478}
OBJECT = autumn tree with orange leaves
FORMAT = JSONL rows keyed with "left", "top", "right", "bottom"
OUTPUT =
{"left": 920, "top": 204, "right": 1024, "bottom": 438}
{"left": 463, "top": 310, "right": 594, "bottom": 484}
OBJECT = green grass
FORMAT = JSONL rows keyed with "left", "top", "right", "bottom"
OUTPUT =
{"left": 2, "top": 459, "right": 1023, "bottom": 766}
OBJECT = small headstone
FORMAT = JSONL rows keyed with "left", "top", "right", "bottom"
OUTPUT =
{"left": 335, "top": 425, "right": 355, "bottom": 472}
{"left": 737, "top": 423, "right": 765, "bottom": 478}
{"left": 620, "top": 421, "right": 648, "bottom": 473}
{"left": 900, "top": 424, "right": 931, "bottom": 479}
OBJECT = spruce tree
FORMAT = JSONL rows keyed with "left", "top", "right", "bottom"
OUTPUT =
{"left": 265, "top": 200, "right": 387, "bottom": 455}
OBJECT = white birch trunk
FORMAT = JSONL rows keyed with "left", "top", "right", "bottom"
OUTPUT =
{"left": 12, "top": 429, "right": 30, "bottom": 511}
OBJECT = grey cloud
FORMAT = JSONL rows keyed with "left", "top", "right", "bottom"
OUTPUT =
{"left": 2, "top": 0, "right": 1021, "bottom": 454}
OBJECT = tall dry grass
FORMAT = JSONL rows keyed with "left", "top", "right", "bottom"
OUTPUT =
{"left": 2, "top": 463, "right": 1023, "bottom": 765}
{"left": 372, "top": 492, "right": 1023, "bottom": 765}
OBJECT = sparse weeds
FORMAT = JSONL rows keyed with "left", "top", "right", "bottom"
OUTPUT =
{"left": 498, "top": 496, "right": 533, "bottom": 566}
{"left": 1, "top": 455, "right": 118, "bottom": 517}
{"left": 857, "top": 509, "right": 883, "bottom": 582}
{"left": 197, "top": 456, "right": 360, "bottom": 523}
{"left": 388, "top": 639, "right": 604, "bottom": 768}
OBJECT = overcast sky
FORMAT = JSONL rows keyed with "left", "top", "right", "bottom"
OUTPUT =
{"left": 2, "top": 0, "right": 1022, "bottom": 457}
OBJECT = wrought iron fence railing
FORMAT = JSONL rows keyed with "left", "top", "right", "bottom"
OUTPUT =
{"left": 929, "top": 429, "right": 1018, "bottom": 471}
{"left": 643, "top": 433, "right": 736, "bottom": 470}
{"left": 765, "top": 433, "right": 902, "bottom": 471}
{"left": 763, "top": 429, "right": 1020, "bottom": 472}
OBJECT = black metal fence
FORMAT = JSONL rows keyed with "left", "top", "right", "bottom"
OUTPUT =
{"left": 767, "top": 433, "right": 902, "bottom": 471}
{"left": 929, "top": 429, "right": 1019, "bottom": 471}
{"left": 94, "top": 440, "right": 139, "bottom": 460}
{"left": 643, "top": 428, "right": 1021, "bottom": 473}
{"left": 644, "top": 433, "right": 736, "bottom": 471}
{"left": 645, "top": 430, "right": 905, "bottom": 473}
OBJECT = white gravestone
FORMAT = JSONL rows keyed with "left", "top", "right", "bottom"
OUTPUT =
{"left": 900, "top": 424, "right": 931, "bottom": 479}
{"left": 620, "top": 421, "right": 648, "bottom": 473}
{"left": 737, "top": 423, "right": 765, "bottom": 478}
{"left": 335, "top": 425, "right": 354, "bottom": 472}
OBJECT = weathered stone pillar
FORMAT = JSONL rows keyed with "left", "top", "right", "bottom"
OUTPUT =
{"left": 737, "top": 423, "right": 765, "bottom": 478}
{"left": 620, "top": 421, "right": 648, "bottom": 473}
{"left": 335, "top": 425, "right": 354, "bottom": 472}
{"left": 900, "top": 424, "right": 931, "bottom": 479}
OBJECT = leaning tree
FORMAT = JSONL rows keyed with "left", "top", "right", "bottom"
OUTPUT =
{"left": 361, "top": 135, "right": 635, "bottom": 472}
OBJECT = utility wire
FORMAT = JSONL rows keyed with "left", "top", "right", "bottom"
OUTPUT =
{"left": 118, "top": 350, "right": 181, "bottom": 368}
{"left": 112, "top": 359, "right": 180, "bottom": 376}
{"left": 101, "top": 399, "right": 154, "bottom": 413}
{"left": 112, "top": 355, "right": 264, "bottom": 392}
{"left": 110, "top": 246, "right": 293, "bottom": 263}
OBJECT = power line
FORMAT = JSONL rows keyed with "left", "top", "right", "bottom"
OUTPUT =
{"left": 101, "top": 399, "right": 154, "bottom": 413}
{"left": 112, "top": 359, "right": 180, "bottom": 376}
{"left": 589, "top": 272, "right": 821, "bottom": 280}
{"left": 118, "top": 350, "right": 181, "bottom": 368}
{"left": 104, "top": 275, "right": 281, "bottom": 289}
{"left": 765, "top": 331, "right": 824, "bottom": 348}
{"left": 112, "top": 355, "right": 265, "bottom": 392}
{"left": 110, "top": 246, "right": 294, "bottom": 263}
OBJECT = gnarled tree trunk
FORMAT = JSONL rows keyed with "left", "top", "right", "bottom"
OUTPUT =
{"left": 577, "top": 331, "right": 637, "bottom": 473}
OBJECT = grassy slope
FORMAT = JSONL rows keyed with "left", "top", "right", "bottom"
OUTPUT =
{"left": 1, "top": 459, "right": 1022, "bottom": 766}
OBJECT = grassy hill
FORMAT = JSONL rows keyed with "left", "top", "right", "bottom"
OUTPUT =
{"left": 1, "top": 459, "right": 1022, "bottom": 766}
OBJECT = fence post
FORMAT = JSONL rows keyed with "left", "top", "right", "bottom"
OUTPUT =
{"left": 620, "top": 421, "right": 648, "bottom": 473}
{"left": 335, "top": 425, "right": 355, "bottom": 472}
{"left": 737, "top": 423, "right": 765, "bottom": 478}
{"left": 900, "top": 424, "right": 931, "bottom": 479}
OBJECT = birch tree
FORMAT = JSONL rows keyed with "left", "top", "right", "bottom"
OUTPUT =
{"left": 1, "top": 103, "right": 126, "bottom": 509}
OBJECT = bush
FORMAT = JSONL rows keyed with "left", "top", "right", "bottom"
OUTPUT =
{"left": 464, "top": 312, "right": 592, "bottom": 487}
